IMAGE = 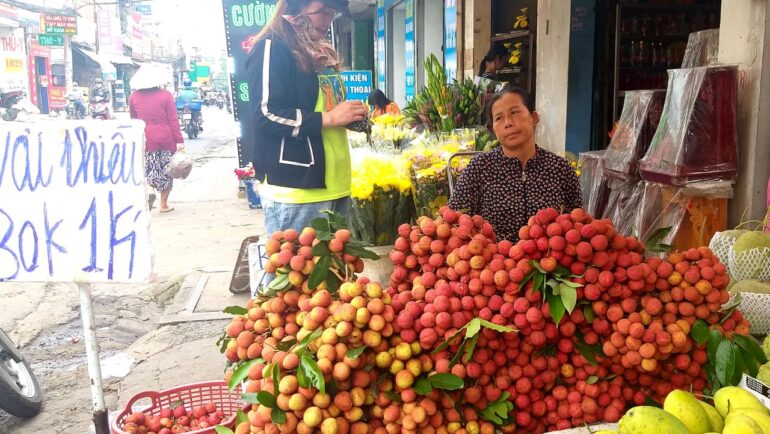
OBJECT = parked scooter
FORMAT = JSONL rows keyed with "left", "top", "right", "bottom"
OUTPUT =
{"left": 0, "top": 327, "right": 42, "bottom": 418}
{"left": 65, "top": 96, "right": 86, "bottom": 120}
{"left": 0, "top": 89, "right": 26, "bottom": 121}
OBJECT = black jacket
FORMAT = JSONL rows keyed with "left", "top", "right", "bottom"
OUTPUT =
{"left": 245, "top": 34, "right": 326, "bottom": 189}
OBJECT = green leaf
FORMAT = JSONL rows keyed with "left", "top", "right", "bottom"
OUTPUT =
{"left": 478, "top": 318, "right": 516, "bottom": 333}
{"left": 733, "top": 349, "right": 749, "bottom": 384}
{"left": 554, "top": 265, "right": 571, "bottom": 276}
{"left": 241, "top": 393, "right": 260, "bottom": 404}
{"left": 295, "top": 328, "right": 323, "bottom": 354}
{"left": 691, "top": 320, "right": 711, "bottom": 346}
{"left": 267, "top": 273, "right": 290, "bottom": 292}
{"left": 715, "top": 340, "right": 736, "bottom": 386}
{"left": 586, "top": 375, "right": 599, "bottom": 384}
{"left": 708, "top": 329, "right": 724, "bottom": 363}
{"left": 428, "top": 373, "right": 464, "bottom": 390}
{"left": 344, "top": 242, "right": 380, "bottom": 260}
{"left": 561, "top": 285, "right": 577, "bottom": 314}
{"left": 223, "top": 305, "right": 248, "bottom": 315}
{"left": 720, "top": 293, "right": 743, "bottom": 324}
{"left": 645, "top": 227, "right": 672, "bottom": 245}
{"left": 575, "top": 341, "right": 602, "bottom": 367}
{"left": 583, "top": 305, "right": 595, "bottom": 324}
{"left": 276, "top": 338, "right": 298, "bottom": 352}
{"left": 414, "top": 377, "right": 433, "bottom": 395}
{"left": 520, "top": 270, "right": 536, "bottom": 287}
{"left": 311, "top": 217, "right": 331, "bottom": 234}
{"left": 228, "top": 359, "right": 260, "bottom": 390}
{"left": 531, "top": 260, "right": 546, "bottom": 273}
{"left": 533, "top": 272, "right": 544, "bottom": 294}
{"left": 217, "top": 332, "right": 229, "bottom": 354}
{"left": 308, "top": 255, "right": 331, "bottom": 289}
{"left": 215, "top": 426, "right": 236, "bottom": 434}
{"left": 297, "top": 361, "right": 311, "bottom": 388}
{"left": 321, "top": 210, "right": 348, "bottom": 231}
{"left": 311, "top": 242, "right": 330, "bottom": 257}
{"left": 316, "top": 232, "right": 333, "bottom": 241}
{"left": 548, "top": 293, "right": 566, "bottom": 326}
{"left": 463, "top": 334, "right": 480, "bottom": 363}
{"left": 644, "top": 396, "right": 662, "bottom": 408}
{"left": 433, "top": 328, "right": 464, "bottom": 354}
{"left": 733, "top": 334, "right": 769, "bottom": 365}
{"left": 346, "top": 346, "right": 367, "bottom": 359}
{"left": 449, "top": 340, "right": 467, "bottom": 367}
{"left": 271, "top": 361, "right": 280, "bottom": 395}
{"left": 271, "top": 407, "right": 286, "bottom": 425}
{"left": 256, "top": 391, "right": 277, "bottom": 408}
{"left": 236, "top": 409, "right": 248, "bottom": 425}
{"left": 465, "top": 318, "right": 481, "bottom": 338}
{"left": 300, "top": 353, "right": 326, "bottom": 395}
{"left": 169, "top": 399, "right": 185, "bottom": 410}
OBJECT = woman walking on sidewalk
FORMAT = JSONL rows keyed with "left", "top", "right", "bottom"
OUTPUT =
{"left": 129, "top": 66, "right": 185, "bottom": 213}
{"left": 245, "top": 0, "right": 367, "bottom": 235}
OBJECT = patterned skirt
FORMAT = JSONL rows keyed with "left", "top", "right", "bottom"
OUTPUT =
{"left": 145, "top": 150, "right": 174, "bottom": 192}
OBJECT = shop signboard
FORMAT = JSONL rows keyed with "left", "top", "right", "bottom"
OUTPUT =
{"left": 341, "top": 70, "right": 372, "bottom": 102}
{"left": 96, "top": 10, "right": 117, "bottom": 56}
{"left": 38, "top": 34, "right": 64, "bottom": 47}
{"left": 443, "top": 0, "right": 457, "bottom": 82}
{"left": 0, "top": 120, "right": 152, "bottom": 283}
{"left": 0, "top": 3, "right": 18, "bottom": 27}
{"left": 43, "top": 14, "right": 77, "bottom": 34}
{"left": 0, "top": 28, "right": 28, "bottom": 91}
{"left": 134, "top": 4, "right": 152, "bottom": 15}
{"left": 404, "top": 0, "right": 415, "bottom": 100}
{"left": 221, "top": 0, "right": 279, "bottom": 167}
{"left": 376, "top": 0, "right": 385, "bottom": 91}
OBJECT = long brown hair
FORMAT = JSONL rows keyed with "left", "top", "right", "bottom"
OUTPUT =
{"left": 255, "top": 0, "right": 323, "bottom": 73}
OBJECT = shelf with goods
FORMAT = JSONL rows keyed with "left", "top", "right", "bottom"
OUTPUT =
{"left": 491, "top": 0, "right": 536, "bottom": 96}
{"left": 612, "top": 1, "right": 721, "bottom": 118}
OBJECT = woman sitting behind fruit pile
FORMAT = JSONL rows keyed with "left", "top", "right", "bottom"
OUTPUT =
{"left": 448, "top": 86, "right": 583, "bottom": 242}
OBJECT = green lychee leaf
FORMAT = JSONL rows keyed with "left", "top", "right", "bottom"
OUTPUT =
{"left": 733, "top": 348, "right": 749, "bottom": 384}
{"left": 228, "top": 359, "right": 260, "bottom": 391}
{"left": 428, "top": 373, "right": 464, "bottom": 390}
{"left": 311, "top": 217, "right": 331, "bottom": 235}
{"left": 554, "top": 265, "right": 571, "bottom": 277}
{"left": 583, "top": 305, "right": 595, "bottom": 324}
{"left": 214, "top": 426, "right": 236, "bottom": 434}
{"left": 311, "top": 242, "right": 330, "bottom": 257}
{"left": 520, "top": 269, "right": 536, "bottom": 287}
{"left": 560, "top": 285, "right": 577, "bottom": 314}
{"left": 276, "top": 337, "right": 298, "bottom": 352}
{"left": 346, "top": 346, "right": 367, "bottom": 359}
{"left": 344, "top": 242, "right": 380, "bottom": 260}
{"left": 223, "top": 305, "right": 248, "bottom": 315}
{"left": 236, "top": 409, "right": 248, "bottom": 425}
{"left": 308, "top": 255, "right": 330, "bottom": 289}
{"left": 715, "top": 339, "right": 736, "bottom": 386}
{"left": 217, "top": 332, "right": 229, "bottom": 354}
{"left": 449, "top": 340, "right": 467, "bottom": 367}
{"left": 733, "top": 334, "right": 769, "bottom": 364}
{"left": 575, "top": 341, "right": 602, "bottom": 367}
{"left": 433, "top": 328, "right": 464, "bottom": 354}
{"left": 720, "top": 293, "right": 743, "bottom": 324}
{"left": 241, "top": 393, "right": 259, "bottom": 403}
{"left": 267, "top": 273, "right": 290, "bottom": 292}
{"left": 271, "top": 362, "right": 280, "bottom": 395}
{"left": 465, "top": 318, "right": 481, "bottom": 338}
{"left": 478, "top": 318, "right": 516, "bottom": 333}
{"left": 463, "top": 334, "right": 480, "bottom": 363}
{"left": 271, "top": 408, "right": 286, "bottom": 425}
{"left": 300, "top": 353, "right": 326, "bottom": 395}
{"left": 256, "top": 391, "right": 277, "bottom": 408}
{"left": 708, "top": 329, "right": 724, "bottom": 363}
{"left": 548, "top": 293, "right": 566, "bottom": 326}
{"left": 586, "top": 375, "right": 599, "bottom": 385}
{"left": 414, "top": 377, "right": 433, "bottom": 395}
{"left": 691, "top": 320, "right": 711, "bottom": 346}
{"left": 295, "top": 328, "right": 323, "bottom": 354}
{"left": 555, "top": 277, "right": 583, "bottom": 288}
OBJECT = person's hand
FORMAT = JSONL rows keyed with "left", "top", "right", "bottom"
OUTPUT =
{"left": 323, "top": 101, "right": 368, "bottom": 127}
{"left": 176, "top": 143, "right": 185, "bottom": 151}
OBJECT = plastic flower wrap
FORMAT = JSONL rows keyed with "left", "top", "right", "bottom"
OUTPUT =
{"left": 350, "top": 149, "right": 415, "bottom": 246}
{"left": 348, "top": 130, "right": 369, "bottom": 149}
{"left": 370, "top": 114, "right": 416, "bottom": 152}
{"left": 403, "top": 132, "right": 473, "bottom": 217}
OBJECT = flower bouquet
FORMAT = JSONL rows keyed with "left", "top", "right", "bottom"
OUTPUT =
{"left": 370, "top": 114, "right": 416, "bottom": 152}
{"left": 234, "top": 164, "right": 261, "bottom": 209}
{"left": 350, "top": 150, "right": 415, "bottom": 246}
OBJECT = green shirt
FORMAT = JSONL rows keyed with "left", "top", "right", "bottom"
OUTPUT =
{"left": 259, "top": 69, "right": 351, "bottom": 203}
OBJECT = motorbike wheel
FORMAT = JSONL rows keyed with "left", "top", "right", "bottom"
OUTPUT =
{"left": 186, "top": 124, "right": 195, "bottom": 140}
{"left": 2, "top": 108, "right": 18, "bottom": 122}
{"left": 0, "top": 329, "right": 42, "bottom": 417}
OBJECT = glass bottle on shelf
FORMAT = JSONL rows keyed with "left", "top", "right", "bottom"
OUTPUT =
{"left": 630, "top": 41, "right": 637, "bottom": 67}
{"left": 638, "top": 40, "right": 648, "bottom": 65}
{"left": 651, "top": 43, "right": 659, "bottom": 68}
{"left": 640, "top": 14, "right": 648, "bottom": 37}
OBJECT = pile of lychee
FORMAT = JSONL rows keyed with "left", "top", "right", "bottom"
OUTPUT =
{"left": 221, "top": 207, "right": 750, "bottom": 434}
{"left": 121, "top": 402, "right": 225, "bottom": 434}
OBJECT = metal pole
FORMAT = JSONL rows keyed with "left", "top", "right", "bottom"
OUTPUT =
{"left": 64, "top": 34, "right": 73, "bottom": 88}
{"left": 77, "top": 282, "right": 110, "bottom": 434}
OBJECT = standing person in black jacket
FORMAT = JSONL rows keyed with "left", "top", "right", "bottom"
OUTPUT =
{"left": 245, "top": 0, "right": 367, "bottom": 237}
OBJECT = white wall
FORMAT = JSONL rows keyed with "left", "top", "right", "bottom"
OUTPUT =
{"left": 417, "top": 0, "right": 445, "bottom": 87}
{"left": 535, "top": 0, "right": 571, "bottom": 153}
{"left": 718, "top": 0, "right": 770, "bottom": 224}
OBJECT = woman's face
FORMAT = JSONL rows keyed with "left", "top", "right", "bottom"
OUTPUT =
{"left": 491, "top": 92, "right": 539, "bottom": 153}
{"left": 303, "top": 1, "right": 337, "bottom": 39}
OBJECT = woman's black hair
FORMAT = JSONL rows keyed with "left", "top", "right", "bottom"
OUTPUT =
{"left": 484, "top": 85, "right": 535, "bottom": 130}
{"left": 477, "top": 58, "right": 488, "bottom": 77}
{"left": 478, "top": 43, "right": 509, "bottom": 77}
{"left": 368, "top": 89, "right": 392, "bottom": 110}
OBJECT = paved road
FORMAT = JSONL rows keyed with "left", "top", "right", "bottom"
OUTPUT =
{"left": 0, "top": 106, "right": 262, "bottom": 433}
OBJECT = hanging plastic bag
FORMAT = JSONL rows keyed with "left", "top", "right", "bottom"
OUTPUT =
{"left": 165, "top": 150, "right": 193, "bottom": 179}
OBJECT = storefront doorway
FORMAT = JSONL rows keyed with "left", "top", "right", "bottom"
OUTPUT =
{"left": 386, "top": 2, "right": 406, "bottom": 107}
{"left": 415, "top": 0, "right": 443, "bottom": 89}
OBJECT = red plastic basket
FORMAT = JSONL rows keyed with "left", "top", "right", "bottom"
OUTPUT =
{"left": 111, "top": 381, "right": 244, "bottom": 434}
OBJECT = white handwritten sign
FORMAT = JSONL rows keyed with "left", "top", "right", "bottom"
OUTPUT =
{"left": 0, "top": 121, "right": 152, "bottom": 283}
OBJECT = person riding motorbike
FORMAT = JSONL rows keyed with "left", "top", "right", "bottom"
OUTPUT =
{"left": 89, "top": 78, "right": 112, "bottom": 119}
{"left": 177, "top": 80, "right": 202, "bottom": 130}
{"left": 66, "top": 82, "right": 86, "bottom": 117}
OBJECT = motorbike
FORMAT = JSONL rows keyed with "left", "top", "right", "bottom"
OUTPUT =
{"left": 89, "top": 95, "right": 111, "bottom": 120}
{"left": 65, "top": 96, "right": 86, "bottom": 120}
{"left": 177, "top": 100, "right": 202, "bottom": 139}
{"left": 0, "top": 327, "right": 42, "bottom": 418}
{"left": 0, "top": 89, "right": 26, "bottom": 121}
